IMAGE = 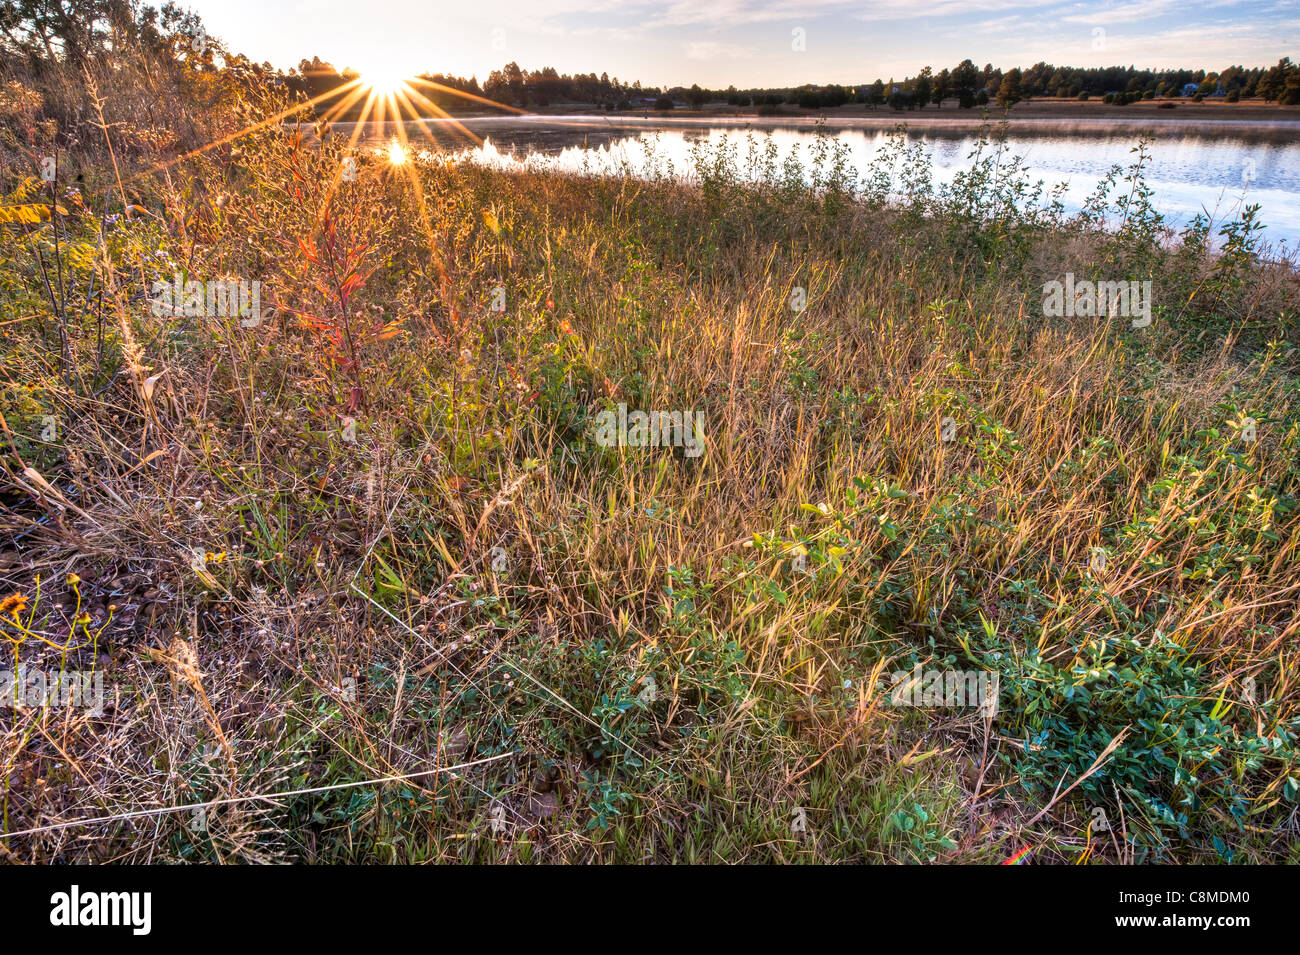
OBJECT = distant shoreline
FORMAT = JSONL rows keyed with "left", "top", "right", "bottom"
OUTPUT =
{"left": 321, "top": 97, "right": 1300, "bottom": 141}
{"left": 553, "top": 98, "right": 1300, "bottom": 124}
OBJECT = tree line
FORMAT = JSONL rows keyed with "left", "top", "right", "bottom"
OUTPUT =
{"left": 284, "top": 55, "right": 1299, "bottom": 115}
{"left": 729, "top": 58, "right": 1300, "bottom": 110}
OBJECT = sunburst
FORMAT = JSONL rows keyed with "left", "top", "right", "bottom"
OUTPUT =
{"left": 360, "top": 68, "right": 410, "bottom": 97}
{"left": 123, "top": 55, "right": 628, "bottom": 339}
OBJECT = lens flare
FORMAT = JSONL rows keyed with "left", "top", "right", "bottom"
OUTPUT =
{"left": 362, "top": 68, "right": 410, "bottom": 95}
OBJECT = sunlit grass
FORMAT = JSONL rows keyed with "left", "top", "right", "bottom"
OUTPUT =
{"left": 2, "top": 49, "right": 1299, "bottom": 866}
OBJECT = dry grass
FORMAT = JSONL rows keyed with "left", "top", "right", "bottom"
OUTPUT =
{"left": 2, "top": 45, "right": 1300, "bottom": 864}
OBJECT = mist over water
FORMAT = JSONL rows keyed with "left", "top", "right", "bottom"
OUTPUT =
{"left": 342, "top": 116, "right": 1300, "bottom": 251}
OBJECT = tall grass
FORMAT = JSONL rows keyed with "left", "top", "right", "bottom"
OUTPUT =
{"left": 2, "top": 47, "right": 1299, "bottom": 864}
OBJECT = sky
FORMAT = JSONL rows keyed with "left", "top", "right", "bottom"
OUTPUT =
{"left": 182, "top": 0, "right": 1299, "bottom": 88}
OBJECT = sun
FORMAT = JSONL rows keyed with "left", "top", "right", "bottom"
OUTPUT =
{"left": 363, "top": 67, "right": 410, "bottom": 95}
{"left": 347, "top": 54, "right": 417, "bottom": 96}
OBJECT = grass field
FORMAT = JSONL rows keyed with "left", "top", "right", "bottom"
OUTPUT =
{"left": 3, "top": 47, "right": 1300, "bottom": 865}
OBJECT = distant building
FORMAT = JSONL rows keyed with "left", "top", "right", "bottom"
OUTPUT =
{"left": 1182, "top": 83, "right": 1199, "bottom": 96}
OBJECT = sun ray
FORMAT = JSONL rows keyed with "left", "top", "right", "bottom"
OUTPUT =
{"left": 374, "top": 84, "right": 391, "bottom": 140}
{"left": 377, "top": 82, "right": 457, "bottom": 339}
{"left": 316, "top": 82, "right": 383, "bottom": 212}
{"left": 405, "top": 76, "right": 528, "bottom": 116}
{"left": 317, "top": 80, "right": 373, "bottom": 126}
{"left": 125, "top": 79, "right": 366, "bottom": 184}
{"left": 340, "top": 87, "right": 381, "bottom": 153}
{"left": 393, "top": 85, "right": 484, "bottom": 150}
{"left": 404, "top": 76, "right": 633, "bottom": 138}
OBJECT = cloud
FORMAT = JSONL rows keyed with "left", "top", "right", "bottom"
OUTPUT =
{"left": 645, "top": 0, "right": 861, "bottom": 28}
{"left": 969, "top": 14, "right": 1032, "bottom": 34}
{"left": 965, "top": 16, "right": 1292, "bottom": 69}
{"left": 1062, "top": 0, "right": 1180, "bottom": 26}
{"left": 685, "top": 40, "right": 757, "bottom": 59}
{"left": 854, "top": 0, "right": 1061, "bottom": 23}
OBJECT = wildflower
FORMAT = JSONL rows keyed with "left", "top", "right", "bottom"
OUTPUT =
{"left": 0, "top": 593, "right": 28, "bottom": 620}
{"left": 559, "top": 319, "right": 574, "bottom": 335}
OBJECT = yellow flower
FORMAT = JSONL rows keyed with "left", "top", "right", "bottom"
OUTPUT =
{"left": 0, "top": 593, "right": 28, "bottom": 619}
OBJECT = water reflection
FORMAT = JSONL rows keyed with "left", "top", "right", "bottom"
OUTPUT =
{"left": 333, "top": 116, "right": 1300, "bottom": 250}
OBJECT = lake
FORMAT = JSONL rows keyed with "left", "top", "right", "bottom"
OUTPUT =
{"left": 335, "top": 115, "right": 1300, "bottom": 252}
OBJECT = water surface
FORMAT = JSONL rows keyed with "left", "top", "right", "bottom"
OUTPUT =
{"left": 336, "top": 115, "right": 1300, "bottom": 250}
